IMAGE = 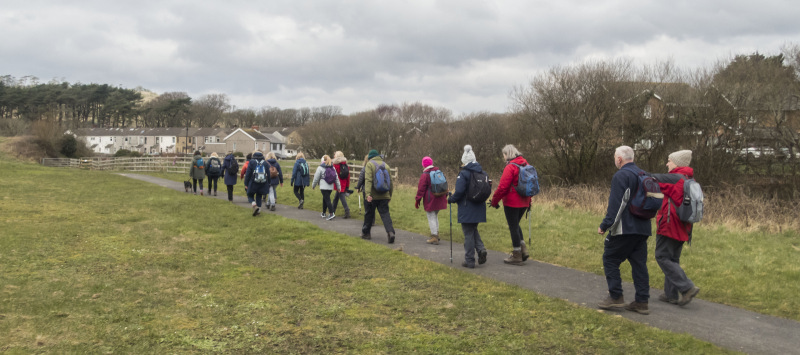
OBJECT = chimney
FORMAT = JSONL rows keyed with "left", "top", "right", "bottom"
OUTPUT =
{"left": 251, "top": 125, "right": 259, "bottom": 131}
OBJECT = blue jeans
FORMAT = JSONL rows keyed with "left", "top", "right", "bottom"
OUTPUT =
{"left": 461, "top": 223, "right": 486, "bottom": 265}
{"left": 603, "top": 234, "right": 650, "bottom": 302}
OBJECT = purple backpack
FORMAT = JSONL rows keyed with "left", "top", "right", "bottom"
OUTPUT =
{"left": 323, "top": 166, "right": 337, "bottom": 184}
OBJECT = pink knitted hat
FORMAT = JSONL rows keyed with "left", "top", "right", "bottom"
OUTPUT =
{"left": 421, "top": 156, "right": 433, "bottom": 167}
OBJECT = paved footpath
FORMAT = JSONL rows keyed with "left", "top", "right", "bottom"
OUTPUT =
{"left": 123, "top": 174, "right": 800, "bottom": 354}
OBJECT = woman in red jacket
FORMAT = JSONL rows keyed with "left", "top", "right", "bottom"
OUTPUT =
{"left": 489, "top": 145, "right": 533, "bottom": 265}
{"left": 331, "top": 151, "right": 351, "bottom": 219}
{"left": 414, "top": 156, "right": 448, "bottom": 244}
{"left": 652, "top": 150, "right": 700, "bottom": 306}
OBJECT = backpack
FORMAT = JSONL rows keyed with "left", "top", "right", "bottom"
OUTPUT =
{"left": 338, "top": 163, "right": 349, "bottom": 179}
{"left": 208, "top": 158, "right": 221, "bottom": 175}
{"left": 428, "top": 169, "right": 448, "bottom": 197}
{"left": 253, "top": 160, "right": 267, "bottom": 183}
{"left": 674, "top": 176, "right": 704, "bottom": 224}
{"left": 466, "top": 169, "right": 492, "bottom": 202}
{"left": 269, "top": 162, "right": 279, "bottom": 178}
{"left": 371, "top": 161, "right": 391, "bottom": 193}
{"left": 299, "top": 161, "right": 309, "bottom": 176}
{"left": 227, "top": 158, "right": 239, "bottom": 176}
{"left": 323, "top": 166, "right": 338, "bottom": 184}
{"left": 195, "top": 157, "right": 204, "bottom": 169}
{"left": 628, "top": 170, "right": 663, "bottom": 219}
{"left": 511, "top": 163, "right": 540, "bottom": 197}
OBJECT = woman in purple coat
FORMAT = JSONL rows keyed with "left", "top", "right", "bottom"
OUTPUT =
{"left": 414, "top": 156, "right": 448, "bottom": 244}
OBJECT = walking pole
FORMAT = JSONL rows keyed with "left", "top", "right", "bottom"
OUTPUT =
{"left": 449, "top": 199, "right": 453, "bottom": 264}
{"left": 358, "top": 193, "right": 362, "bottom": 214}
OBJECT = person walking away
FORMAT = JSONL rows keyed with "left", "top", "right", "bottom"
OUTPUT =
{"left": 447, "top": 145, "right": 489, "bottom": 268}
{"left": 651, "top": 150, "right": 701, "bottom": 306}
{"left": 243, "top": 151, "right": 269, "bottom": 216}
{"left": 331, "top": 151, "right": 352, "bottom": 219}
{"left": 265, "top": 152, "right": 283, "bottom": 211}
{"left": 362, "top": 149, "right": 396, "bottom": 243}
{"left": 221, "top": 151, "right": 239, "bottom": 202}
{"left": 290, "top": 152, "right": 311, "bottom": 209}
{"left": 489, "top": 145, "right": 533, "bottom": 265}
{"left": 597, "top": 145, "right": 652, "bottom": 315}
{"left": 190, "top": 150, "right": 205, "bottom": 196}
{"left": 205, "top": 152, "right": 222, "bottom": 196}
{"left": 240, "top": 153, "right": 252, "bottom": 180}
{"left": 311, "top": 155, "right": 341, "bottom": 219}
{"left": 414, "top": 156, "right": 448, "bottom": 244}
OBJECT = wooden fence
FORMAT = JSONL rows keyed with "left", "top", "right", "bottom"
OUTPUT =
{"left": 41, "top": 157, "right": 398, "bottom": 184}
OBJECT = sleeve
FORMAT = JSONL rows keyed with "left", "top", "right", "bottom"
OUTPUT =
{"left": 243, "top": 162, "right": 252, "bottom": 186}
{"left": 415, "top": 172, "right": 428, "bottom": 202}
{"left": 290, "top": 162, "right": 297, "bottom": 185}
{"left": 600, "top": 172, "right": 628, "bottom": 231}
{"left": 277, "top": 163, "right": 284, "bottom": 184}
{"left": 355, "top": 168, "right": 365, "bottom": 191}
{"left": 335, "top": 175, "right": 341, "bottom": 191}
{"left": 311, "top": 167, "right": 321, "bottom": 189}
{"left": 364, "top": 162, "right": 374, "bottom": 195}
{"left": 490, "top": 164, "right": 516, "bottom": 206}
{"left": 448, "top": 171, "right": 467, "bottom": 203}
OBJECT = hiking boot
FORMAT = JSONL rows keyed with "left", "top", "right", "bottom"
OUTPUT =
{"left": 520, "top": 241, "right": 530, "bottom": 261}
{"left": 461, "top": 261, "right": 475, "bottom": 269}
{"left": 388, "top": 232, "right": 395, "bottom": 244}
{"left": 658, "top": 294, "right": 678, "bottom": 304}
{"left": 625, "top": 301, "right": 650, "bottom": 315}
{"left": 252, "top": 205, "right": 260, "bottom": 217}
{"left": 298, "top": 199, "right": 304, "bottom": 209}
{"left": 326, "top": 213, "right": 336, "bottom": 221}
{"left": 426, "top": 234, "right": 440, "bottom": 245}
{"left": 214, "top": 191, "right": 217, "bottom": 196}
{"left": 270, "top": 204, "right": 276, "bottom": 211}
{"left": 597, "top": 295, "right": 625, "bottom": 310}
{"left": 344, "top": 210, "right": 351, "bottom": 219}
{"left": 478, "top": 249, "right": 488, "bottom": 265}
{"left": 503, "top": 250, "right": 524, "bottom": 265}
{"left": 361, "top": 234, "right": 372, "bottom": 240}
{"left": 200, "top": 191, "right": 204, "bottom": 196}
{"left": 678, "top": 286, "right": 700, "bottom": 306}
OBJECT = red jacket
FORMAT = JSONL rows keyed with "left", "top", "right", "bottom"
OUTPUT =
{"left": 239, "top": 160, "right": 250, "bottom": 180}
{"left": 332, "top": 158, "right": 350, "bottom": 193}
{"left": 655, "top": 166, "right": 694, "bottom": 242}
{"left": 415, "top": 166, "right": 448, "bottom": 212}
{"left": 490, "top": 156, "right": 533, "bottom": 208}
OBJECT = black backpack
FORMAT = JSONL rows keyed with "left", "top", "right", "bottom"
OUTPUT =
{"left": 338, "top": 162, "right": 349, "bottom": 179}
{"left": 227, "top": 158, "right": 239, "bottom": 176}
{"left": 466, "top": 169, "right": 492, "bottom": 202}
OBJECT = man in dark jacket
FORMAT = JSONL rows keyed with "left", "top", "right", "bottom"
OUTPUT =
{"left": 243, "top": 151, "right": 269, "bottom": 216}
{"left": 597, "top": 145, "right": 652, "bottom": 315}
{"left": 361, "top": 149, "right": 395, "bottom": 243}
{"left": 447, "top": 145, "right": 489, "bottom": 268}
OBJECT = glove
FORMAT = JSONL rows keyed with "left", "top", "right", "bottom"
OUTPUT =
{"left": 415, "top": 200, "right": 420, "bottom": 209}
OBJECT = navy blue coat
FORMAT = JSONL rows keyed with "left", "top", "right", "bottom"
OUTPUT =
{"left": 221, "top": 154, "right": 238, "bottom": 186}
{"left": 290, "top": 158, "right": 311, "bottom": 187}
{"left": 447, "top": 162, "right": 487, "bottom": 224}
{"left": 243, "top": 152, "right": 270, "bottom": 195}
{"left": 599, "top": 162, "right": 652, "bottom": 236}
{"left": 266, "top": 158, "right": 283, "bottom": 186}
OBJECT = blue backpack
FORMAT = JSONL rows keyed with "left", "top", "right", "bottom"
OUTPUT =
{"left": 372, "top": 161, "right": 391, "bottom": 193}
{"left": 253, "top": 160, "right": 267, "bottom": 183}
{"left": 195, "top": 157, "right": 204, "bottom": 170}
{"left": 511, "top": 163, "right": 540, "bottom": 197}
{"left": 428, "top": 170, "right": 448, "bottom": 196}
{"left": 628, "top": 169, "right": 663, "bottom": 219}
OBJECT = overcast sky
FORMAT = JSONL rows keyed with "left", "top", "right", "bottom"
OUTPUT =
{"left": 2, "top": 0, "right": 799, "bottom": 114}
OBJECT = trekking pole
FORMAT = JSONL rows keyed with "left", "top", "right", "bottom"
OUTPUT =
{"left": 358, "top": 194, "right": 362, "bottom": 214}
{"left": 449, "top": 199, "right": 453, "bottom": 264}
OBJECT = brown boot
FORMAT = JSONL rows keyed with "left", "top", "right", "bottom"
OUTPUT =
{"left": 503, "top": 250, "right": 524, "bottom": 265}
{"left": 520, "top": 241, "right": 530, "bottom": 261}
{"left": 426, "top": 234, "right": 440, "bottom": 245}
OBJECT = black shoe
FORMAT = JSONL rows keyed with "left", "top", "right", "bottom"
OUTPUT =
{"left": 461, "top": 261, "right": 475, "bottom": 269}
{"left": 270, "top": 205, "right": 276, "bottom": 211}
{"left": 388, "top": 232, "right": 395, "bottom": 244}
{"left": 298, "top": 200, "right": 304, "bottom": 209}
{"left": 360, "top": 234, "right": 372, "bottom": 240}
{"left": 478, "top": 250, "right": 488, "bottom": 265}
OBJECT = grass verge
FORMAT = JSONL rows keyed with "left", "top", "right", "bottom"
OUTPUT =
{"left": 0, "top": 158, "right": 732, "bottom": 353}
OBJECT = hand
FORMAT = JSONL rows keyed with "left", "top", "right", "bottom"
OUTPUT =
{"left": 367, "top": 195, "right": 373, "bottom": 203}
{"left": 597, "top": 227, "right": 604, "bottom": 235}
{"left": 415, "top": 200, "right": 420, "bottom": 209}
{"left": 280, "top": 183, "right": 283, "bottom": 187}
{"left": 491, "top": 203, "right": 500, "bottom": 209}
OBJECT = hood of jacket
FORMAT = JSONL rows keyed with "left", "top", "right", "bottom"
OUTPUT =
{"left": 193, "top": 154, "right": 202, "bottom": 160}
{"left": 333, "top": 156, "right": 347, "bottom": 165}
{"left": 669, "top": 166, "right": 694, "bottom": 178}
{"left": 320, "top": 162, "right": 329, "bottom": 168}
{"left": 507, "top": 155, "right": 528, "bottom": 166}
{"left": 252, "top": 152, "right": 264, "bottom": 160}
{"left": 462, "top": 161, "right": 483, "bottom": 173}
{"left": 267, "top": 158, "right": 278, "bottom": 165}
{"left": 224, "top": 154, "right": 235, "bottom": 162}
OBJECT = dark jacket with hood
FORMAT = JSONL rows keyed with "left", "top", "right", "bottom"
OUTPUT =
{"left": 266, "top": 158, "right": 283, "bottom": 186}
{"left": 190, "top": 154, "right": 206, "bottom": 180}
{"left": 290, "top": 158, "right": 310, "bottom": 187}
{"left": 599, "top": 162, "right": 652, "bottom": 237}
{"left": 447, "top": 162, "right": 487, "bottom": 224}
{"left": 221, "top": 154, "right": 238, "bottom": 186}
{"left": 243, "top": 152, "right": 270, "bottom": 195}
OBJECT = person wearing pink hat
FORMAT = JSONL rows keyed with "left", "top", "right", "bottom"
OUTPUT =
{"left": 414, "top": 156, "right": 448, "bottom": 244}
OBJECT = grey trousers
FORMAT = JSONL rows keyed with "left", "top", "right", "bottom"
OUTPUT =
{"left": 655, "top": 234, "right": 695, "bottom": 299}
{"left": 461, "top": 223, "right": 486, "bottom": 265}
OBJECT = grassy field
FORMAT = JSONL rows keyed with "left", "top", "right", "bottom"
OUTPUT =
{"left": 144, "top": 158, "right": 800, "bottom": 322}
{"left": 0, "top": 157, "right": 733, "bottom": 353}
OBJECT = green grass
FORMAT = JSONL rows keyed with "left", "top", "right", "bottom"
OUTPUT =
{"left": 145, "top": 159, "right": 800, "bottom": 321}
{"left": 0, "top": 158, "right": 731, "bottom": 353}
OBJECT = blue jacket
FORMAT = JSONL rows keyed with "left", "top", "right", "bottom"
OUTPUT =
{"left": 221, "top": 154, "right": 238, "bottom": 186}
{"left": 243, "top": 152, "right": 270, "bottom": 195}
{"left": 266, "top": 158, "right": 283, "bottom": 186}
{"left": 599, "top": 162, "right": 652, "bottom": 236}
{"left": 447, "top": 162, "right": 487, "bottom": 224}
{"left": 290, "top": 158, "right": 311, "bottom": 187}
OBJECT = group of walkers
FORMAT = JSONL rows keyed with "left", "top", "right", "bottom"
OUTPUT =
{"left": 190, "top": 144, "right": 701, "bottom": 315}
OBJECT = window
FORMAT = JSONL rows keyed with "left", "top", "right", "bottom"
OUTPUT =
{"left": 643, "top": 105, "right": 652, "bottom": 120}
{"left": 144, "top": 137, "right": 147, "bottom": 144}
{"left": 156, "top": 137, "right": 160, "bottom": 143}
{"left": 172, "top": 137, "right": 176, "bottom": 143}
{"left": 233, "top": 143, "right": 237, "bottom": 151}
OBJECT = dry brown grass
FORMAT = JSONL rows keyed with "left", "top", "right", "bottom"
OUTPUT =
{"left": 0, "top": 136, "right": 48, "bottom": 162}
{"left": 538, "top": 184, "right": 799, "bottom": 233}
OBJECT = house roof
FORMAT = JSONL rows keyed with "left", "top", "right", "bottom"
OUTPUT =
{"left": 223, "top": 128, "right": 271, "bottom": 142}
